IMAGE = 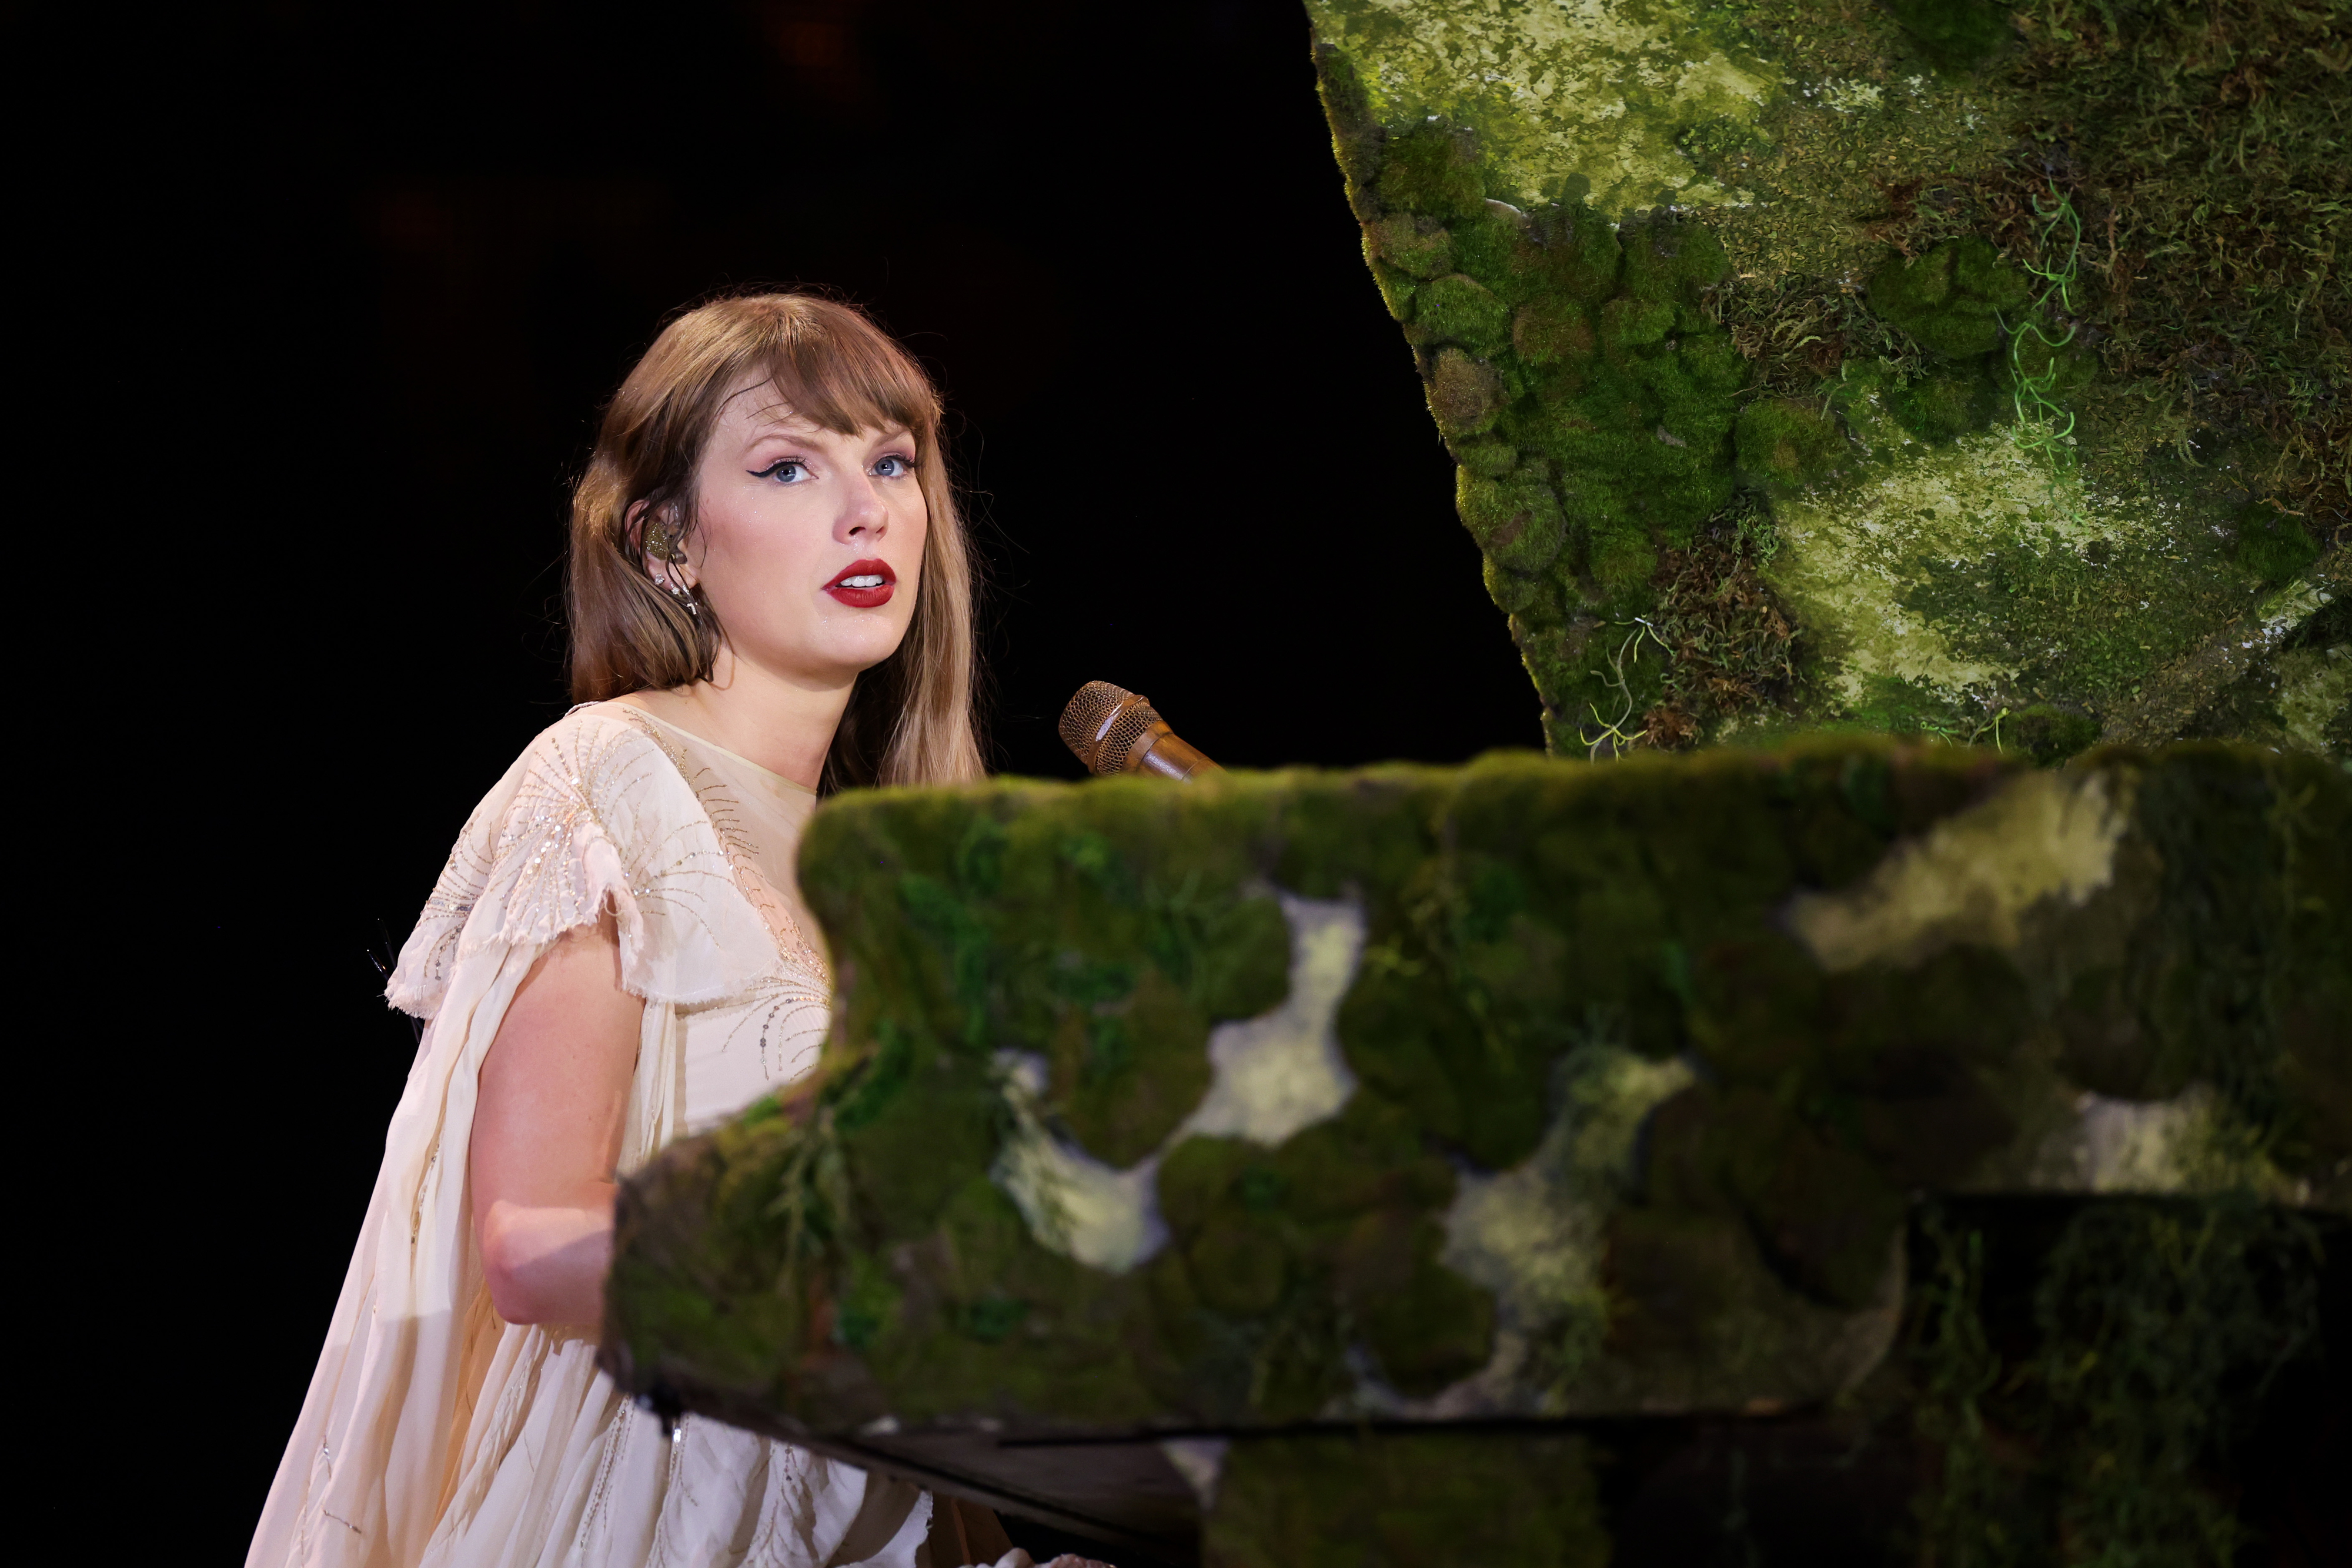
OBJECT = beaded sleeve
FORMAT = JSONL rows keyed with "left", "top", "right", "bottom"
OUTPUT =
{"left": 385, "top": 710, "right": 779, "bottom": 1017}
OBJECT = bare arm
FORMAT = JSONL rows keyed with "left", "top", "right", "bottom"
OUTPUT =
{"left": 470, "top": 911, "right": 644, "bottom": 1326}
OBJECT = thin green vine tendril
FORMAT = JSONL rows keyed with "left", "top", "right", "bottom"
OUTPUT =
{"left": 2007, "top": 183, "right": 2083, "bottom": 472}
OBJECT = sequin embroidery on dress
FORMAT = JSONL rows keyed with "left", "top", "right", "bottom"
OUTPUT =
{"left": 605, "top": 706, "right": 836, "bottom": 1086}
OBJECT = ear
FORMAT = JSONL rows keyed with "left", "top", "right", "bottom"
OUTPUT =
{"left": 627, "top": 500, "right": 699, "bottom": 590}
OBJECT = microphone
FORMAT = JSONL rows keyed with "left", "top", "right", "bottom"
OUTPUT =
{"left": 1059, "top": 681, "right": 1222, "bottom": 780}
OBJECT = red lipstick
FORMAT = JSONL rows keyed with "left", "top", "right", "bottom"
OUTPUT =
{"left": 823, "top": 558, "right": 896, "bottom": 609}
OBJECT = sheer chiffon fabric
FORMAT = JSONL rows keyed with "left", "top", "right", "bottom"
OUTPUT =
{"left": 249, "top": 704, "right": 929, "bottom": 1568}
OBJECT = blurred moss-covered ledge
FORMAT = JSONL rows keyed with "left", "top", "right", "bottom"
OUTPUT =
{"left": 604, "top": 742, "right": 2347, "bottom": 1563}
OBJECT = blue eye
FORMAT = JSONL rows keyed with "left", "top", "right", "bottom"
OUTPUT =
{"left": 873, "top": 454, "right": 916, "bottom": 479}
{"left": 750, "top": 459, "right": 808, "bottom": 483}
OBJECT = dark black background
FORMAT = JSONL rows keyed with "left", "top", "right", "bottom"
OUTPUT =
{"left": 136, "top": 0, "right": 1541, "bottom": 1551}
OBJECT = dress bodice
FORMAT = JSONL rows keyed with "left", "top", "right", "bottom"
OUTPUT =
{"left": 609, "top": 703, "right": 834, "bottom": 1134}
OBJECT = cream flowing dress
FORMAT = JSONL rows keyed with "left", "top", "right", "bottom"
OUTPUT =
{"left": 249, "top": 701, "right": 933, "bottom": 1568}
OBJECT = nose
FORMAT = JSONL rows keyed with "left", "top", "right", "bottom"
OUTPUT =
{"left": 838, "top": 466, "right": 888, "bottom": 543}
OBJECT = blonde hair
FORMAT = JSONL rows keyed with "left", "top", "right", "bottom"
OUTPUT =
{"left": 567, "top": 293, "right": 984, "bottom": 790}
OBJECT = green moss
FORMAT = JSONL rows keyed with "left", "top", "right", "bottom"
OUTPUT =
{"left": 1152, "top": 1092, "right": 1485, "bottom": 1412}
{"left": 2001, "top": 0, "right": 2350, "bottom": 529}
{"left": 2003, "top": 703, "right": 2100, "bottom": 765}
{"left": 1619, "top": 219, "right": 1730, "bottom": 305}
{"left": 1867, "top": 238, "right": 2032, "bottom": 360}
{"left": 1416, "top": 273, "right": 1511, "bottom": 356}
{"left": 1204, "top": 1430, "right": 1607, "bottom": 1568}
{"left": 1205, "top": 1096, "right": 1482, "bottom": 1393}
{"left": 2234, "top": 510, "right": 2320, "bottom": 587}
{"left": 797, "top": 780, "right": 1297, "bottom": 1247}
{"left": 1736, "top": 397, "right": 1849, "bottom": 493}
{"left": 1052, "top": 967, "right": 1212, "bottom": 1167}
{"left": 1366, "top": 258, "right": 1416, "bottom": 322}
{"left": 1188, "top": 894, "right": 1292, "bottom": 1018}
{"left": 835, "top": 1048, "right": 1000, "bottom": 1246}
{"left": 1365, "top": 213, "right": 1455, "bottom": 280}
{"left": 1376, "top": 121, "right": 1484, "bottom": 222}
{"left": 1425, "top": 346, "right": 1504, "bottom": 439}
{"left": 1509, "top": 297, "right": 1595, "bottom": 367}
{"left": 1908, "top": 518, "right": 2243, "bottom": 706}
{"left": 1514, "top": 202, "right": 1624, "bottom": 305}
{"left": 1887, "top": 366, "right": 2004, "bottom": 444}
{"left": 1448, "top": 433, "right": 1518, "bottom": 479}
{"left": 1481, "top": 556, "right": 1548, "bottom": 617}
{"left": 1456, "top": 469, "right": 1564, "bottom": 574}
{"left": 1884, "top": 0, "right": 2013, "bottom": 72}
{"left": 1311, "top": 45, "right": 1756, "bottom": 748}
{"left": 1307, "top": 0, "right": 1776, "bottom": 218}
{"left": 2127, "top": 750, "right": 2315, "bottom": 1138}
{"left": 833, "top": 1252, "right": 900, "bottom": 1353}
{"left": 853, "top": 1173, "right": 1164, "bottom": 1424}
{"left": 1598, "top": 295, "right": 1672, "bottom": 353}
{"left": 1762, "top": 420, "right": 2278, "bottom": 723}
{"left": 1642, "top": 937, "right": 2034, "bottom": 1309}
{"left": 1186, "top": 1219, "right": 1289, "bottom": 1320}
{"left": 1721, "top": 0, "right": 2350, "bottom": 530}
{"left": 2291, "top": 647, "right": 2352, "bottom": 751}
{"left": 2002, "top": 320, "right": 2097, "bottom": 402}
{"left": 1345, "top": 1210, "right": 1499, "bottom": 1393}
{"left": 1912, "top": 1199, "right": 2327, "bottom": 1568}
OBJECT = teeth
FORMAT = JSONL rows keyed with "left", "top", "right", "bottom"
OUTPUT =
{"left": 840, "top": 575, "right": 885, "bottom": 589}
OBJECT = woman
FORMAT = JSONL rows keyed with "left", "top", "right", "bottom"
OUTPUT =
{"left": 250, "top": 293, "right": 1000, "bottom": 1567}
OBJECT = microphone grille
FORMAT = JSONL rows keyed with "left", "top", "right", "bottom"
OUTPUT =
{"left": 1059, "top": 681, "right": 1163, "bottom": 775}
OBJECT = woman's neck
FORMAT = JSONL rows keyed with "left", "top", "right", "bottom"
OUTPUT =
{"left": 620, "top": 647, "right": 851, "bottom": 790}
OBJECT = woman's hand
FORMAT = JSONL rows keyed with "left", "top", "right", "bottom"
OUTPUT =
{"left": 470, "top": 911, "right": 644, "bottom": 1326}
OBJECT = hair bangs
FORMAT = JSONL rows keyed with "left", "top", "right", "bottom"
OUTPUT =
{"left": 751, "top": 313, "right": 938, "bottom": 443}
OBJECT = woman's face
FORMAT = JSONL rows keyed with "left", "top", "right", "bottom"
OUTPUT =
{"left": 661, "top": 377, "right": 928, "bottom": 687}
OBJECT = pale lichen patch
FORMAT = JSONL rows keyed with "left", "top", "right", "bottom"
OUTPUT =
{"left": 2257, "top": 577, "right": 2335, "bottom": 644}
{"left": 1338, "top": 1041, "right": 1713, "bottom": 1417}
{"left": 991, "top": 894, "right": 1369, "bottom": 1272}
{"left": 1765, "top": 430, "right": 2066, "bottom": 707}
{"left": 1437, "top": 1044, "right": 1697, "bottom": 1410}
{"left": 991, "top": 1049, "right": 1172, "bottom": 1275}
{"left": 1763, "top": 417, "right": 2218, "bottom": 713}
{"left": 2021, "top": 1086, "right": 2313, "bottom": 1205}
{"left": 1817, "top": 78, "right": 1883, "bottom": 114}
{"left": 1177, "top": 894, "right": 1366, "bottom": 1148}
{"left": 1788, "top": 769, "right": 2130, "bottom": 971}
{"left": 2276, "top": 644, "right": 2350, "bottom": 754}
{"left": 1307, "top": 0, "right": 1775, "bottom": 215}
